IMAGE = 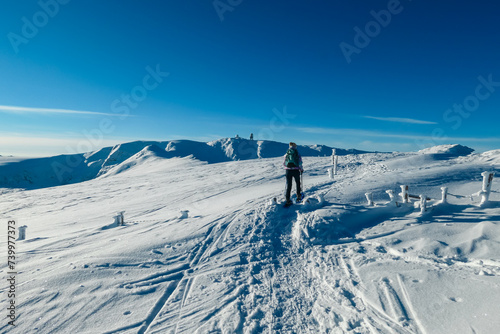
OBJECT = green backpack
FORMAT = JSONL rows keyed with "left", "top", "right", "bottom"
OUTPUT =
{"left": 285, "top": 148, "right": 299, "bottom": 167}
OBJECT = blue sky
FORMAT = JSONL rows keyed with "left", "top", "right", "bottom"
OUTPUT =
{"left": 1, "top": 0, "right": 500, "bottom": 156}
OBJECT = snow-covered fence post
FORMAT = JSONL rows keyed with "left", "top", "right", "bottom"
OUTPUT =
{"left": 317, "top": 193, "right": 324, "bottom": 205}
{"left": 118, "top": 211, "right": 125, "bottom": 226}
{"left": 365, "top": 192, "right": 374, "bottom": 206}
{"left": 328, "top": 149, "right": 338, "bottom": 179}
{"left": 113, "top": 215, "right": 121, "bottom": 226}
{"left": 440, "top": 187, "right": 448, "bottom": 204}
{"left": 18, "top": 225, "right": 27, "bottom": 241}
{"left": 480, "top": 172, "right": 494, "bottom": 205}
{"left": 328, "top": 168, "right": 334, "bottom": 180}
{"left": 386, "top": 190, "right": 397, "bottom": 206}
{"left": 419, "top": 195, "right": 427, "bottom": 214}
{"left": 399, "top": 185, "right": 409, "bottom": 204}
{"left": 179, "top": 210, "right": 189, "bottom": 219}
{"left": 333, "top": 151, "right": 338, "bottom": 175}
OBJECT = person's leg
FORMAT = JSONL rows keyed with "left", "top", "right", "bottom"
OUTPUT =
{"left": 285, "top": 170, "right": 293, "bottom": 202}
{"left": 293, "top": 170, "right": 302, "bottom": 197}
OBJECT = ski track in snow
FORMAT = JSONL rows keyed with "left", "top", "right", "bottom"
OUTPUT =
{"left": 1, "top": 146, "right": 500, "bottom": 333}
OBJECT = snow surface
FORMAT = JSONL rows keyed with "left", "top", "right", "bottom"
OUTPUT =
{"left": 1, "top": 140, "right": 500, "bottom": 333}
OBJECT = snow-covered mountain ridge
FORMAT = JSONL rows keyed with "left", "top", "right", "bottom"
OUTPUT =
{"left": 0, "top": 139, "right": 476, "bottom": 190}
{"left": 0, "top": 137, "right": 368, "bottom": 189}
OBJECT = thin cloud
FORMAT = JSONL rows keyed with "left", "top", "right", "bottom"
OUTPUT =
{"left": 364, "top": 116, "right": 438, "bottom": 125}
{"left": 293, "top": 126, "right": 500, "bottom": 143}
{"left": 0, "top": 105, "right": 119, "bottom": 117}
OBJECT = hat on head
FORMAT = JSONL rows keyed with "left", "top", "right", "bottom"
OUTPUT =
{"left": 289, "top": 142, "right": 297, "bottom": 147}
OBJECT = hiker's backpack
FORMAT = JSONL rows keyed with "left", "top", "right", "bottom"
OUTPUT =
{"left": 285, "top": 148, "right": 299, "bottom": 167}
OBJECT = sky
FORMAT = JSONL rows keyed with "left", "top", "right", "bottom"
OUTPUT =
{"left": 1, "top": 0, "right": 500, "bottom": 157}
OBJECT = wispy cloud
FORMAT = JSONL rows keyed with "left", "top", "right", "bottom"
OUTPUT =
{"left": 293, "top": 126, "right": 500, "bottom": 143}
{"left": 0, "top": 105, "right": 119, "bottom": 117}
{"left": 364, "top": 116, "right": 437, "bottom": 125}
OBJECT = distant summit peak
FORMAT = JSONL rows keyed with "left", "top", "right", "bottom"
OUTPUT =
{"left": 418, "top": 144, "right": 474, "bottom": 156}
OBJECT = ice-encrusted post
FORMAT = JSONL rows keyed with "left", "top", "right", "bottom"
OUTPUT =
{"left": 400, "top": 185, "right": 409, "bottom": 204}
{"left": 179, "top": 210, "right": 189, "bottom": 219}
{"left": 386, "top": 190, "right": 397, "bottom": 206}
{"left": 329, "top": 149, "right": 338, "bottom": 179}
{"left": 419, "top": 195, "right": 427, "bottom": 214}
{"left": 118, "top": 211, "right": 125, "bottom": 226}
{"left": 328, "top": 168, "right": 334, "bottom": 180}
{"left": 480, "top": 172, "right": 494, "bottom": 205}
{"left": 440, "top": 187, "right": 448, "bottom": 204}
{"left": 365, "top": 192, "right": 374, "bottom": 206}
{"left": 317, "top": 193, "right": 324, "bottom": 204}
{"left": 18, "top": 225, "right": 27, "bottom": 241}
{"left": 113, "top": 215, "right": 121, "bottom": 226}
{"left": 333, "top": 149, "right": 338, "bottom": 176}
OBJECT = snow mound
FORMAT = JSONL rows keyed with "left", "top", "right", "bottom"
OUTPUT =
{"left": 102, "top": 145, "right": 172, "bottom": 176}
{"left": 381, "top": 144, "right": 475, "bottom": 170}
{"left": 479, "top": 149, "right": 500, "bottom": 164}
{"left": 293, "top": 204, "right": 414, "bottom": 244}
{"left": 418, "top": 144, "right": 474, "bottom": 156}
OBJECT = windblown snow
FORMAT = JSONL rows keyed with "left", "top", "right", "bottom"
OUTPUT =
{"left": 1, "top": 138, "right": 499, "bottom": 333}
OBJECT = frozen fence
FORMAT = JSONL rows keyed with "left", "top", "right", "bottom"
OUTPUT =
{"left": 364, "top": 171, "right": 495, "bottom": 212}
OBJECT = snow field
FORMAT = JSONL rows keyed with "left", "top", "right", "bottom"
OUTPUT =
{"left": 0, "top": 145, "right": 499, "bottom": 333}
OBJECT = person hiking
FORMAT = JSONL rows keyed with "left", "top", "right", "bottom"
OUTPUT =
{"left": 283, "top": 142, "right": 303, "bottom": 206}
